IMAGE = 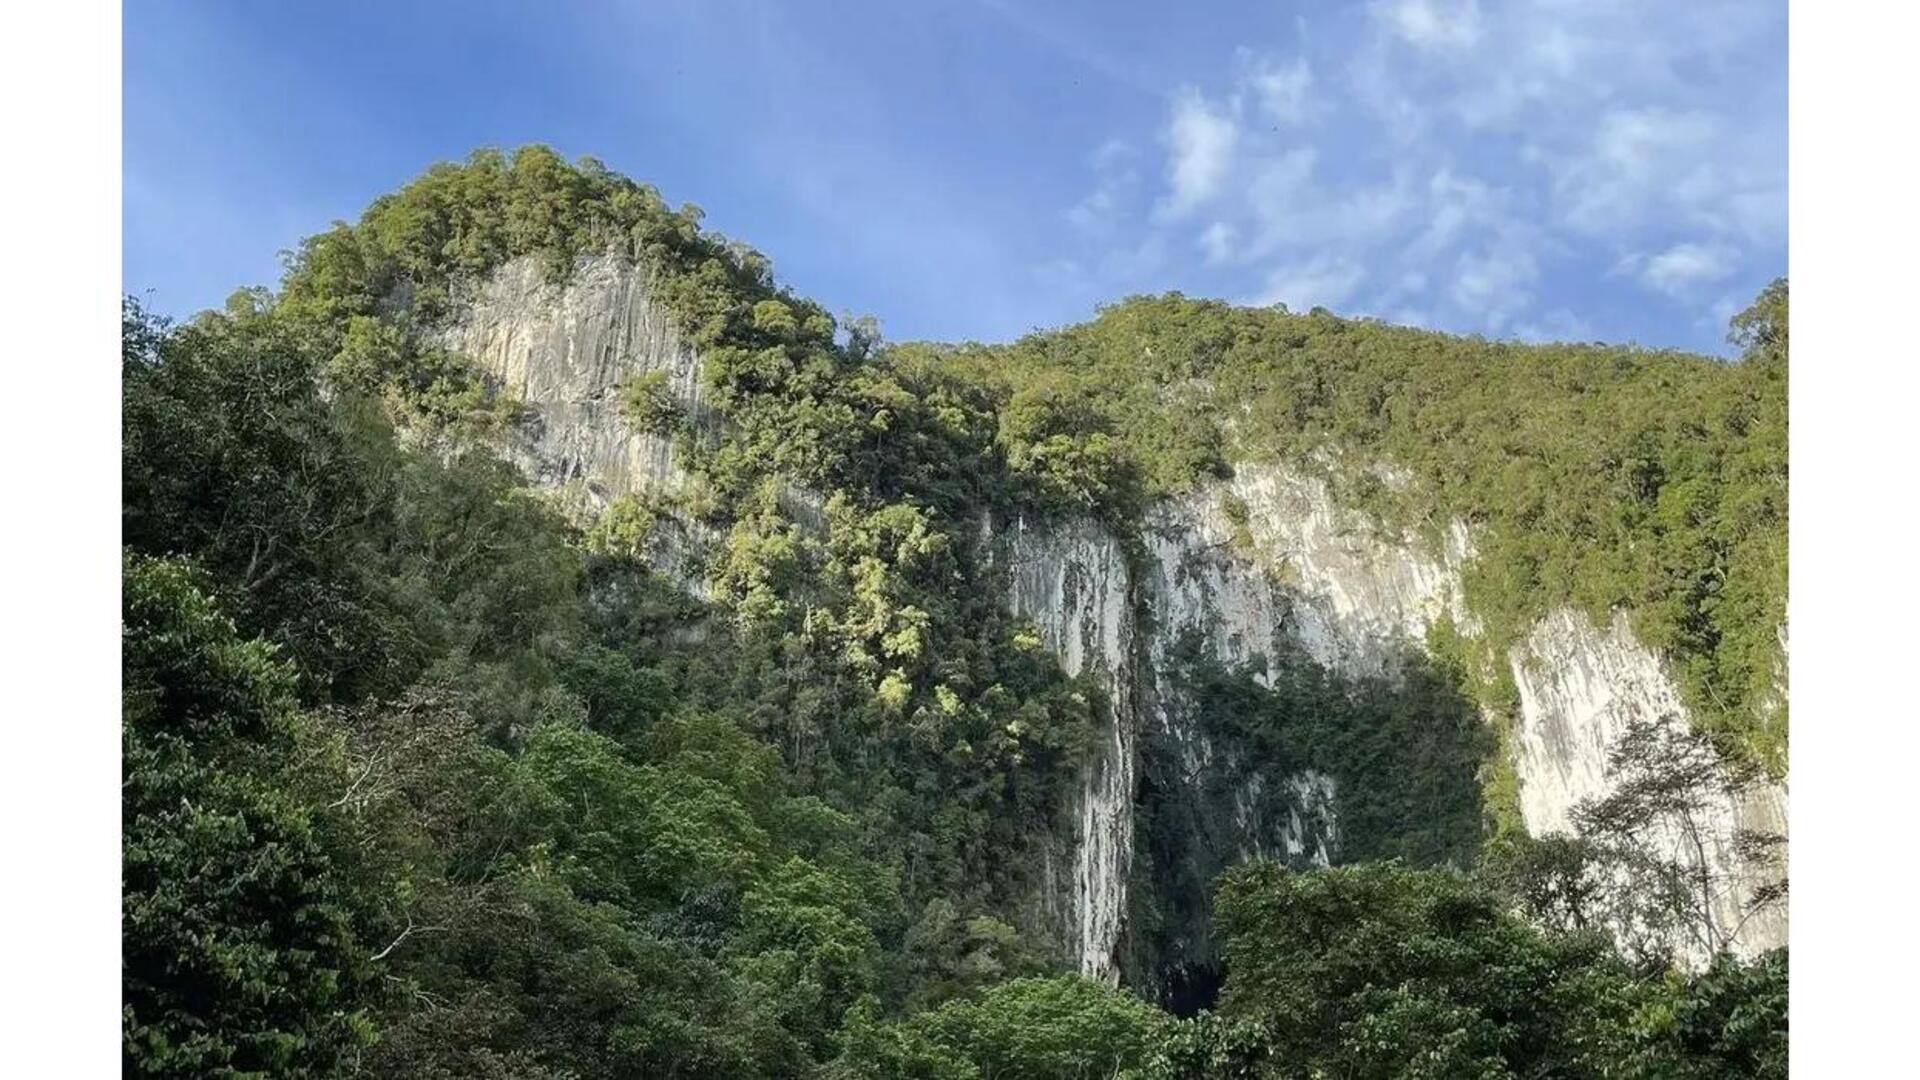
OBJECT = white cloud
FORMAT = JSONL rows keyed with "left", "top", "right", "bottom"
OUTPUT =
{"left": 1357, "top": 2, "right": 1777, "bottom": 133}
{"left": 1373, "top": 0, "right": 1483, "bottom": 52}
{"left": 1239, "top": 146, "right": 1319, "bottom": 248}
{"left": 1161, "top": 88, "right": 1239, "bottom": 217}
{"left": 1629, "top": 242, "right": 1738, "bottom": 297}
{"left": 1091, "top": 137, "right": 1135, "bottom": 171}
{"left": 1066, "top": 189, "right": 1121, "bottom": 236}
{"left": 1253, "top": 255, "right": 1366, "bottom": 311}
{"left": 1594, "top": 108, "right": 1717, "bottom": 173}
{"left": 1409, "top": 168, "right": 1508, "bottom": 260}
{"left": 1238, "top": 152, "right": 1420, "bottom": 261}
{"left": 1067, "top": 140, "right": 1139, "bottom": 237}
{"left": 1546, "top": 108, "right": 1761, "bottom": 242}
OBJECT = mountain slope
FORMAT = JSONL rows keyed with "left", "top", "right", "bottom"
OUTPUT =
{"left": 122, "top": 145, "right": 1789, "bottom": 1077}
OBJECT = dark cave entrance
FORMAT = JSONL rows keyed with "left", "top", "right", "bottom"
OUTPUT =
{"left": 1161, "top": 962, "right": 1224, "bottom": 1017}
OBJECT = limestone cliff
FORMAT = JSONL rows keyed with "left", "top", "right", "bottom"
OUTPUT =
{"left": 440, "top": 255, "right": 710, "bottom": 502}
{"left": 436, "top": 255, "right": 719, "bottom": 592}
{"left": 994, "top": 514, "right": 1137, "bottom": 982}
{"left": 431, "top": 253, "right": 1788, "bottom": 984}
{"left": 1511, "top": 610, "right": 1789, "bottom": 962}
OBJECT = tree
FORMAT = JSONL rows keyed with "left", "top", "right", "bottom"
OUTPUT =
{"left": 1209, "top": 861, "right": 1644, "bottom": 1078}
{"left": 825, "top": 976, "right": 1171, "bottom": 1080}
{"left": 1570, "top": 712, "right": 1785, "bottom": 962}
{"left": 122, "top": 554, "right": 376, "bottom": 1076}
{"left": 121, "top": 301, "right": 420, "bottom": 701}
{"left": 1728, "top": 279, "right": 1787, "bottom": 366}
{"left": 619, "top": 368, "right": 686, "bottom": 433}
{"left": 1478, "top": 831, "right": 1606, "bottom": 935}
{"left": 1660, "top": 949, "right": 1787, "bottom": 1078}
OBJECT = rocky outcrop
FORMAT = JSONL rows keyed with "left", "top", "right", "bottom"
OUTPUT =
{"left": 1204, "top": 466, "right": 1785, "bottom": 959}
{"left": 438, "top": 255, "right": 712, "bottom": 507}
{"left": 1025, "top": 465, "right": 1472, "bottom": 982}
{"left": 1511, "top": 611, "right": 1788, "bottom": 961}
{"left": 998, "top": 515, "right": 1137, "bottom": 982}
{"left": 435, "top": 255, "right": 720, "bottom": 593}
{"left": 1186, "top": 465, "right": 1477, "bottom": 678}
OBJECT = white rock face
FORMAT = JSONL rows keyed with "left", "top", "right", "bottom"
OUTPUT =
{"left": 1133, "top": 463, "right": 1463, "bottom": 892}
{"left": 998, "top": 467, "right": 1436, "bottom": 978}
{"left": 1511, "top": 610, "right": 1788, "bottom": 960}
{"left": 437, "top": 253, "right": 774, "bottom": 596}
{"left": 1135, "top": 480, "right": 1363, "bottom": 883}
{"left": 1177, "top": 464, "right": 1785, "bottom": 958}
{"left": 1215, "top": 768, "right": 1340, "bottom": 866}
{"left": 1000, "top": 515, "right": 1137, "bottom": 983}
{"left": 438, "top": 255, "right": 713, "bottom": 506}
{"left": 1138, "top": 499, "right": 1293, "bottom": 804}
{"left": 1144, "top": 463, "right": 1473, "bottom": 675}
{"left": 1281, "top": 772, "right": 1339, "bottom": 866}
{"left": 1210, "top": 464, "right": 1476, "bottom": 675}
{"left": 991, "top": 491, "right": 1368, "bottom": 981}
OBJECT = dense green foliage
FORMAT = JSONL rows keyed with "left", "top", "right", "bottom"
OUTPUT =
{"left": 1201, "top": 862, "right": 1785, "bottom": 1078}
{"left": 1168, "top": 639, "right": 1493, "bottom": 866}
{"left": 1132, "top": 639, "right": 1497, "bottom": 999}
{"left": 124, "top": 147, "right": 1786, "bottom": 1075}
{"left": 123, "top": 555, "right": 375, "bottom": 1076}
{"left": 121, "top": 268, "right": 1089, "bottom": 1074}
{"left": 1215, "top": 861, "right": 1637, "bottom": 1076}
{"left": 825, "top": 976, "right": 1174, "bottom": 1079}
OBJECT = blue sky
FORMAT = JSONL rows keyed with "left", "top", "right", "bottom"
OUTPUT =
{"left": 124, "top": 1, "right": 1785, "bottom": 353}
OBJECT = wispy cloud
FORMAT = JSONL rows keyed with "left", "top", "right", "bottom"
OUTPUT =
{"left": 1199, "top": 221, "right": 1238, "bottom": 265}
{"left": 1626, "top": 242, "right": 1740, "bottom": 298}
{"left": 1067, "top": 140, "right": 1141, "bottom": 238}
{"left": 1248, "top": 55, "right": 1316, "bottom": 127}
{"left": 1550, "top": 108, "right": 1720, "bottom": 235}
{"left": 1451, "top": 243, "right": 1539, "bottom": 332}
{"left": 966, "top": 0, "right": 1161, "bottom": 96}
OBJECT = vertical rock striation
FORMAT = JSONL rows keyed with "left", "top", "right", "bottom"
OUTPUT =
{"left": 999, "top": 515, "right": 1138, "bottom": 983}
{"left": 1200, "top": 464, "right": 1477, "bottom": 676}
{"left": 435, "top": 254, "right": 720, "bottom": 590}
{"left": 438, "top": 255, "right": 712, "bottom": 505}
